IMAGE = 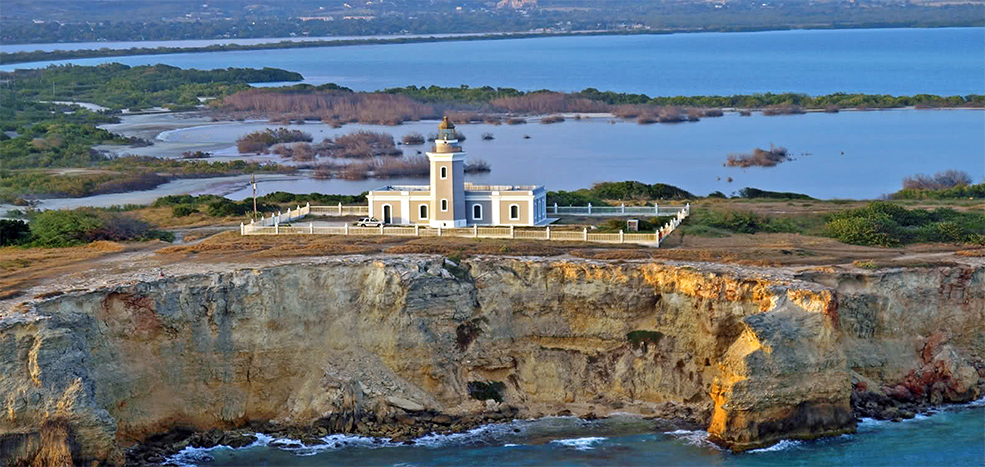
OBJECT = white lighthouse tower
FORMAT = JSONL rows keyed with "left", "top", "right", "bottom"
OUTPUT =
{"left": 427, "top": 117, "right": 467, "bottom": 228}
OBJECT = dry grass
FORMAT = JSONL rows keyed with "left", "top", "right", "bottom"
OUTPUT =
{"left": 0, "top": 241, "right": 135, "bottom": 299}
{"left": 570, "top": 249, "right": 653, "bottom": 260}
{"left": 125, "top": 207, "right": 242, "bottom": 229}
{"left": 956, "top": 249, "right": 985, "bottom": 257}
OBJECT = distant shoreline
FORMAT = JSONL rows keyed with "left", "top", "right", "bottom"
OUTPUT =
{"left": 3, "top": 25, "right": 983, "bottom": 66}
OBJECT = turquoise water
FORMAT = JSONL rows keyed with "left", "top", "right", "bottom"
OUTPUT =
{"left": 171, "top": 403, "right": 985, "bottom": 467}
{"left": 4, "top": 28, "right": 983, "bottom": 96}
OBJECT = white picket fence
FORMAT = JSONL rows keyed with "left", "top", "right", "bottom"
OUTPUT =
{"left": 549, "top": 203, "right": 685, "bottom": 217}
{"left": 241, "top": 203, "right": 690, "bottom": 247}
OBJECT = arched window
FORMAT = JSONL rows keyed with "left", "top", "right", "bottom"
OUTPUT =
{"left": 419, "top": 204, "right": 428, "bottom": 220}
{"left": 440, "top": 166, "right": 448, "bottom": 179}
{"left": 472, "top": 204, "right": 482, "bottom": 220}
{"left": 509, "top": 204, "right": 520, "bottom": 220}
{"left": 441, "top": 199, "right": 448, "bottom": 212}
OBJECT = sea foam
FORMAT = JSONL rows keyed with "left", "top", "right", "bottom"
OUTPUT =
{"left": 549, "top": 437, "right": 607, "bottom": 450}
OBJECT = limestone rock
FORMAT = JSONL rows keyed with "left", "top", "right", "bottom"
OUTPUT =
{"left": 1, "top": 256, "right": 981, "bottom": 465}
{"left": 387, "top": 396, "right": 425, "bottom": 412}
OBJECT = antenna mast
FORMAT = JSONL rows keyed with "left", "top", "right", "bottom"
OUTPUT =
{"left": 252, "top": 173, "right": 258, "bottom": 220}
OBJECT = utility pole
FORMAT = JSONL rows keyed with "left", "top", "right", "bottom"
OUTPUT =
{"left": 251, "top": 173, "right": 258, "bottom": 220}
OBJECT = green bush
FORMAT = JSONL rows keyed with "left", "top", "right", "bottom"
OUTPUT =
{"left": 171, "top": 205, "right": 197, "bottom": 217}
{"left": 823, "top": 201, "right": 984, "bottom": 247}
{"left": 738, "top": 187, "right": 814, "bottom": 200}
{"left": 27, "top": 209, "right": 163, "bottom": 248}
{"left": 590, "top": 181, "right": 693, "bottom": 200}
{"left": 29, "top": 210, "right": 104, "bottom": 247}
{"left": 824, "top": 215, "right": 902, "bottom": 247}
{"left": 546, "top": 189, "right": 608, "bottom": 207}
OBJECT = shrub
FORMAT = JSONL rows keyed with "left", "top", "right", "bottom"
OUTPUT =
{"left": 1, "top": 219, "right": 31, "bottom": 246}
{"left": 589, "top": 181, "right": 694, "bottom": 200}
{"left": 171, "top": 205, "right": 197, "bottom": 217}
{"left": 902, "top": 170, "right": 973, "bottom": 190}
{"left": 824, "top": 214, "right": 902, "bottom": 247}
{"left": 727, "top": 145, "right": 790, "bottom": 168}
{"left": 546, "top": 190, "right": 608, "bottom": 207}
{"left": 29, "top": 210, "right": 104, "bottom": 247}
{"left": 627, "top": 330, "right": 664, "bottom": 351}
{"left": 738, "top": 187, "right": 813, "bottom": 200}
{"left": 463, "top": 159, "right": 491, "bottom": 173}
{"left": 481, "top": 132, "right": 494, "bottom": 140}
{"left": 402, "top": 132, "right": 425, "bottom": 145}
{"left": 318, "top": 131, "right": 399, "bottom": 158}
{"left": 540, "top": 115, "right": 565, "bottom": 124}
{"left": 235, "top": 128, "right": 312, "bottom": 153}
{"left": 27, "top": 210, "right": 157, "bottom": 247}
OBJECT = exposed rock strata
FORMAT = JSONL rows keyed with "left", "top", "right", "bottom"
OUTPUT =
{"left": 1, "top": 256, "right": 982, "bottom": 465}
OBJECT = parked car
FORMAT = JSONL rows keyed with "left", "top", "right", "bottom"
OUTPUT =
{"left": 355, "top": 217, "right": 384, "bottom": 227}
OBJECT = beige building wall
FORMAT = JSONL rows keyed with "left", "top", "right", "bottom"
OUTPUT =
{"left": 371, "top": 199, "right": 402, "bottom": 224}
{"left": 412, "top": 200, "right": 431, "bottom": 223}
{"left": 497, "top": 199, "right": 531, "bottom": 225}
{"left": 430, "top": 159, "right": 466, "bottom": 223}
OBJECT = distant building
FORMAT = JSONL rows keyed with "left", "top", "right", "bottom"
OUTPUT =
{"left": 497, "top": 0, "right": 537, "bottom": 9}
{"left": 367, "top": 117, "right": 548, "bottom": 227}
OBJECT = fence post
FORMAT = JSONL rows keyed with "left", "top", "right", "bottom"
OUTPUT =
{"left": 438, "top": 226, "right": 442, "bottom": 237}
{"left": 380, "top": 224, "right": 384, "bottom": 235}
{"left": 686, "top": 203, "right": 690, "bottom": 216}
{"left": 510, "top": 225, "right": 515, "bottom": 239}
{"left": 621, "top": 203, "right": 625, "bottom": 214}
{"left": 338, "top": 202, "right": 343, "bottom": 216}
{"left": 309, "top": 222, "right": 313, "bottom": 234}
{"left": 415, "top": 225, "right": 420, "bottom": 236}
{"left": 619, "top": 230, "right": 624, "bottom": 243}
{"left": 240, "top": 222, "right": 244, "bottom": 235}
{"left": 583, "top": 227, "right": 588, "bottom": 241}
{"left": 656, "top": 230, "right": 661, "bottom": 248}
{"left": 344, "top": 223, "right": 349, "bottom": 235}
{"left": 587, "top": 203, "right": 592, "bottom": 215}
{"left": 473, "top": 224, "right": 478, "bottom": 238}
{"left": 655, "top": 203, "right": 659, "bottom": 215}
{"left": 546, "top": 226, "right": 551, "bottom": 240}
{"left": 275, "top": 221, "right": 279, "bottom": 234}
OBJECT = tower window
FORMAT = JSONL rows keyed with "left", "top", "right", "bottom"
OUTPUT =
{"left": 419, "top": 204, "right": 428, "bottom": 220}
{"left": 440, "top": 166, "right": 447, "bottom": 179}
{"left": 441, "top": 199, "right": 448, "bottom": 212}
{"left": 509, "top": 204, "right": 520, "bottom": 220}
{"left": 473, "top": 204, "right": 482, "bottom": 220}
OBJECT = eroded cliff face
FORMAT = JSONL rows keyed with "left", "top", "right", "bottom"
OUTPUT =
{"left": 1, "top": 256, "right": 982, "bottom": 465}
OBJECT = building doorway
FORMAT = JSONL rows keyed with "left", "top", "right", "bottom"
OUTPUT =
{"left": 382, "top": 205, "right": 392, "bottom": 224}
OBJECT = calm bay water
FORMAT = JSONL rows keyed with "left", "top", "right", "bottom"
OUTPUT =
{"left": 157, "top": 110, "right": 984, "bottom": 200}
{"left": 170, "top": 404, "right": 985, "bottom": 467}
{"left": 4, "top": 28, "right": 983, "bottom": 96}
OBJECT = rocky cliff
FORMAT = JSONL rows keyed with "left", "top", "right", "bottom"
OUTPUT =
{"left": 1, "top": 256, "right": 982, "bottom": 465}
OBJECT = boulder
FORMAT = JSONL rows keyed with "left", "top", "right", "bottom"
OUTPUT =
{"left": 387, "top": 396, "right": 425, "bottom": 412}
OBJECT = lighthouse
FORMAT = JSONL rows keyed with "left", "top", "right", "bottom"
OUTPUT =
{"left": 427, "top": 116, "right": 468, "bottom": 228}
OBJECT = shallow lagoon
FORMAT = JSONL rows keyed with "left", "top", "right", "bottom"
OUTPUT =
{"left": 156, "top": 110, "right": 984, "bottom": 200}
